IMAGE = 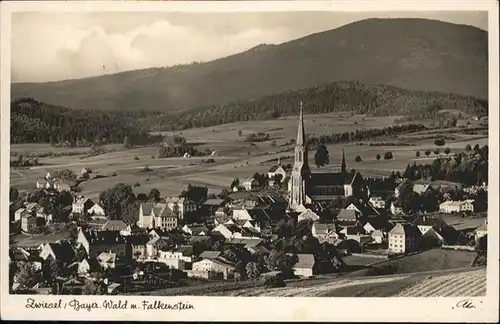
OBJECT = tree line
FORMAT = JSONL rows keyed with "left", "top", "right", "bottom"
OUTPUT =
{"left": 306, "top": 123, "right": 427, "bottom": 148}
{"left": 403, "top": 145, "right": 488, "bottom": 186}
{"left": 142, "top": 81, "right": 487, "bottom": 131}
{"left": 11, "top": 98, "right": 162, "bottom": 145}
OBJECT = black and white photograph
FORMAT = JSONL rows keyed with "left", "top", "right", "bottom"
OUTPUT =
{"left": 1, "top": 0, "right": 498, "bottom": 322}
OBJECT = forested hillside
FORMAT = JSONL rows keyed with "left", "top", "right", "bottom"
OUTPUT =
{"left": 10, "top": 98, "right": 162, "bottom": 144}
{"left": 143, "top": 81, "right": 488, "bottom": 131}
{"left": 11, "top": 79, "right": 488, "bottom": 144}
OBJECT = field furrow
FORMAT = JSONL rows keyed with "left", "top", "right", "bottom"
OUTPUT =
{"left": 397, "top": 269, "right": 486, "bottom": 297}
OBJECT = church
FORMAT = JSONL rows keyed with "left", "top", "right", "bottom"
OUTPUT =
{"left": 288, "top": 103, "right": 368, "bottom": 211}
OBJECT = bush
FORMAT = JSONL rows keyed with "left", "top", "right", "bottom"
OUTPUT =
{"left": 434, "top": 138, "right": 446, "bottom": 146}
{"left": 133, "top": 182, "right": 140, "bottom": 188}
{"left": 264, "top": 274, "right": 286, "bottom": 288}
{"left": 112, "top": 172, "right": 117, "bottom": 177}
{"left": 355, "top": 156, "right": 362, "bottom": 162}
{"left": 134, "top": 157, "right": 140, "bottom": 160}
{"left": 425, "top": 150, "right": 431, "bottom": 156}
{"left": 383, "top": 152, "right": 393, "bottom": 160}
{"left": 465, "top": 144, "right": 472, "bottom": 151}
{"left": 415, "top": 151, "right": 420, "bottom": 158}
{"left": 376, "top": 154, "right": 381, "bottom": 161}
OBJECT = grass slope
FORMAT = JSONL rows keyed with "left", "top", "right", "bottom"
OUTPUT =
{"left": 12, "top": 18, "right": 487, "bottom": 112}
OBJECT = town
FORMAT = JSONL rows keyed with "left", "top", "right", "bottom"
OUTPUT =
{"left": 8, "top": 104, "right": 488, "bottom": 296}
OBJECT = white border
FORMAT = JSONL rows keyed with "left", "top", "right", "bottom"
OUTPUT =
{"left": 1, "top": 1, "right": 498, "bottom": 322}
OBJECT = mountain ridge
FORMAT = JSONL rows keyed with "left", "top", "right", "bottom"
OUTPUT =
{"left": 11, "top": 18, "right": 488, "bottom": 111}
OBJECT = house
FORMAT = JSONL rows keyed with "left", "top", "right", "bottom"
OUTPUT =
{"left": 81, "top": 168, "right": 91, "bottom": 177}
{"left": 226, "top": 238, "right": 266, "bottom": 254}
{"left": 336, "top": 209, "right": 359, "bottom": 225}
{"left": 361, "top": 216, "right": 393, "bottom": 234}
{"left": 182, "top": 224, "right": 209, "bottom": 236}
{"left": 198, "top": 251, "right": 221, "bottom": 260}
{"left": 9, "top": 248, "right": 43, "bottom": 271}
{"left": 412, "top": 216, "right": 448, "bottom": 236}
{"left": 76, "top": 229, "right": 129, "bottom": 259}
{"left": 214, "top": 207, "right": 229, "bottom": 218}
{"left": 243, "top": 178, "right": 260, "bottom": 191}
{"left": 72, "top": 197, "right": 94, "bottom": 215}
{"left": 158, "top": 245, "right": 194, "bottom": 267}
{"left": 412, "top": 183, "right": 431, "bottom": 195}
{"left": 15, "top": 208, "right": 27, "bottom": 222}
{"left": 107, "top": 283, "right": 123, "bottom": 295}
{"left": 232, "top": 208, "right": 254, "bottom": 221}
{"left": 146, "top": 236, "right": 170, "bottom": 259}
{"left": 371, "top": 230, "right": 385, "bottom": 244}
{"left": 474, "top": 221, "right": 487, "bottom": 241}
{"left": 88, "top": 203, "right": 106, "bottom": 219}
{"left": 390, "top": 202, "right": 404, "bottom": 216}
{"left": 127, "top": 235, "right": 150, "bottom": 260}
{"left": 69, "top": 259, "right": 91, "bottom": 276}
{"left": 202, "top": 198, "right": 226, "bottom": 217}
{"left": 297, "top": 209, "right": 320, "bottom": 223}
{"left": 56, "top": 183, "right": 72, "bottom": 193}
{"left": 97, "top": 252, "right": 117, "bottom": 269}
{"left": 267, "top": 165, "right": 286, "bottom": 182}
{"left": 21, "top": 212, "right": 36, "bottom": 232}
{"left": 101, "top": 220, "right": 129, "bottom": 232}
{"left": 211, "top": 224, "right": 233, "bottom": 239}
{"left": 211, "top": 222, "right": 259, "bottom": 240}
{"left": 165, "top": 196, "right": 197, "bottom": 220}
{"left": 340, "top": 226, "right": 372, "bottom": 244}
{"left": 388, "top": 223, "right": 421, "bottom": 254}
{"left": 292, "top": 254, "right": 315, "bottom": 278}
{"left": 311, "top": 222, "right": 338, "bottom": 244}
{"left": 439, "top": 200, "right": 475, "bottom": 214}
{"left": 39, "top": 241, "right": 75, "bottom": 263}
{"left": 394, "top": 180, "right": 410, "bottom": 198}
{"left": 137, "top": 203, "right": 178, "bottom": 230}
{"left": 161, "top": 258, "right": 187, "bottom": 270}
{"left": 368, "top": 196, "right": 386, "bottom": 209}
{"left": 421, "top": 227, "right": 446, "bottom": 248}
{"left": 61, "top": 278, "right": 85, "bottom": 294}
{"left": 192, "top": 258, "right": 236, "bottom": 279}
{"left": 346, "top": 201, "right": 380, "bottom": 218}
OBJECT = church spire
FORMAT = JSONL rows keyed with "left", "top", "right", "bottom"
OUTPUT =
{"left": 296, "top": 101, "right": 305, "bottom": 146}
{"left": 341, "top": 148, "right": 347, "bottom": 173}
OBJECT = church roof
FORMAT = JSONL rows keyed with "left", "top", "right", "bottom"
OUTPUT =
{"left": 310, "top": 172, "right": 361, "bottom": 186}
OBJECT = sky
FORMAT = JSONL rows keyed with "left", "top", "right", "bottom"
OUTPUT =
{"left": 11, "top": 11, "right": 488, "bottom": 83}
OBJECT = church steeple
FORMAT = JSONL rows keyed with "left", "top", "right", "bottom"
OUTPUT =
{"left": 289, "top": 101, "right": 311, "bottom": 211}
{"left": 341, "top": 149, "right": 347, "bottom": 173}
{"left": 296, "top": 101, "right": 305, "bottom": 146}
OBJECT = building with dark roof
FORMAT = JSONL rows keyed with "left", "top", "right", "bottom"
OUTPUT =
{"left": 388, "top": 223, "right": 421, "bottom": 254}
{"left": 288, "top": 103, "right": 368, "bottom": 211}
{"left": 137, "top": 203, "right": 178, "bottom": 230}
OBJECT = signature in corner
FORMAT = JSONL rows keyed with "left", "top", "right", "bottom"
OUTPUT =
{"left": 455, "top": 299, "right": 476, "bottom": 309}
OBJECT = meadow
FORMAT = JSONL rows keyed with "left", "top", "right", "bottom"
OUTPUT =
{"left": 10, "top": 112, "right": 488, "bottom": 200}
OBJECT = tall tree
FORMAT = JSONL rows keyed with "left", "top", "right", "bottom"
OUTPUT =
{"left": 314, "top": 144, "right": 330, "bottom": 168}
{"left": 341, "top": 149, "right": 347, "bottom": 173}
{"left": 99, "top": 183, "right": 137, "bottom": 220}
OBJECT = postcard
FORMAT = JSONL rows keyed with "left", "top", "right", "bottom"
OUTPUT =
{"left": 1, "top": 0, "right": 498, "bottom": 322}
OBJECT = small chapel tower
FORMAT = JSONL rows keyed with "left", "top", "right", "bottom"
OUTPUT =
{"left": 289, "top": 102, "right": 312, "bottom": 210}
